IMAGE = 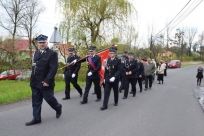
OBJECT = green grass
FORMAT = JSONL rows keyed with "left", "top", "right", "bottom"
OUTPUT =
{"left": 182, "top": 63, "right": 204, "bottom": 67}
{"left": 0, "top": 80, "right": 85, "bottom": 105}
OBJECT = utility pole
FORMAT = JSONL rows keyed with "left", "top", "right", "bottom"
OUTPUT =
{"left": 175, "top": 29, "right": 184, "bottom": 61}
{"left": 150, "top": 34, "right": 152, "bottom": 58}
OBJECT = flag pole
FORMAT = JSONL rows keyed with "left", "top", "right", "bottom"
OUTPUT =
{"left": 60, "top": 45, "right": 117, "bottom": 69}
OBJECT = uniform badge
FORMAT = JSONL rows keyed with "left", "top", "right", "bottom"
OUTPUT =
{"left": 32, "top": 63, "right": 36, "bottom": 66}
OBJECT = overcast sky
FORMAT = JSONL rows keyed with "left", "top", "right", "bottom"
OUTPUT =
{"left": 0, "top": 0, "right": 203, "bottom": 45}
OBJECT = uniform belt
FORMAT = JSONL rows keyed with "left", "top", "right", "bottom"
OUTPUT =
{"left": 67, "top": 70, "right": 74, "bottom": 72}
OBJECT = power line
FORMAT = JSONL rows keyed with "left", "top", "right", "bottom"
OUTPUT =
{"left": 153, "top": 0, "right": 192, "bottom": 38}
{"left": 170, "top": 0, "right": 203, "bottom": 30}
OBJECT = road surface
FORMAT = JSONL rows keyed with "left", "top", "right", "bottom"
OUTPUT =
{"left": 0, "top": 65, "right": 204, "bottom": 136}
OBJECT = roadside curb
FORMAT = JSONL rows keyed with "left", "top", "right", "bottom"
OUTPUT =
{"left": 193, "top": 86, "right": 204, "bottom": 112}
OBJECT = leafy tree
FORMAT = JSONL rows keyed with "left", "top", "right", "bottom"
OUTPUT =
{"left": 57, "top": 0, "right": 134, "bottom": 47}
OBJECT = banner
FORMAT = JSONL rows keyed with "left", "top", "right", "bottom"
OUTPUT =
{"left": 98, "top": 49, "right": 110, "bottom": 84}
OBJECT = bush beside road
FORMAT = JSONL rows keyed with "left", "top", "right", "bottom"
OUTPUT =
{"left": 0, "top": 80, "right": 85, "bottom": 105}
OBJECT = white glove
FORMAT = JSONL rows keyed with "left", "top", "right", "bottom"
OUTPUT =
{"left": 87, "top": 72, "right": 92, "bottom": 76}
{"left": 72, "top": 74, "right": 76, "bottom": 78}
{"left": 62, "top": 74, "right": 65, "bottom": 78}
{"left": 72, "top": 59, "right": 77, "bottom": 64}
{"left": 104, "top": 79, "right": 105, "bottom": 84}
{"left": 110, "top": 77, "right": 115, "bottom": 82}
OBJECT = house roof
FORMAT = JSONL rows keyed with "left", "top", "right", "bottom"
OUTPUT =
{"left": 0, "top": 39, "right": 34, "bottom": 55}
{"left": 15, "top": 39, "right": 29, "bottom": 51}
{"left": 56, "top": 43, "right": 73, "bottom": 55}
{"left": 0, "top": 39, "right": 74, "bottom": 56}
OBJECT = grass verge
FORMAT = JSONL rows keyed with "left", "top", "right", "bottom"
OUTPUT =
{"left": 0, "top": 80, "right": 85, "bottom": 105}
{"left": 182, "top": 63, "right": 204, "bottom": 67}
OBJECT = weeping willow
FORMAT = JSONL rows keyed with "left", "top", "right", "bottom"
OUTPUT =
{"left": 57, "top": 0, "right": 135, "bottom": 46}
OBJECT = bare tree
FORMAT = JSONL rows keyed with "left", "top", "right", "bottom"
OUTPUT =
{"left": 0, "top": 0, "right": 28, "bottom": 67}
{"left": 20, "top": 0, "right": 44, "bottom": 61}
{"left": 197, "top": 31, "right": 204, "bottom": 60}
{"left": 182, "top": 27, "right": 197, "bottom": 56}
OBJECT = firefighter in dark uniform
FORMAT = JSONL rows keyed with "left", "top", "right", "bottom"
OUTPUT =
{"left": 135, "top": 56, "right": 144, "bottom": 92}
{"left": 80, "top": 46, "right": 102, "bottom": 104}
{"left": 118, "top": 55, "right": 127, "bottom": 93}
{"left": 63, "top": 48, "right": 83, "bottom": 100}
{"left": 101, "top": 48, "right": 122, "bottom": 110}
{"left": 123, "top": 51, "right": 129, "bottom": 59}
{"left": 26, "top": 34, "right": 62, "bottom": 126}
{"left": 123, "top": 52, "right": 138, "bottom": 99}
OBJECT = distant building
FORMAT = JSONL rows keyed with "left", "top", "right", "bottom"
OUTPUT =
{"left": 0, "top": 39, "right": 35, "bottom": 62}
{"left": 0, "top": 39, "right": 74, "bottom": 64}
{"left": 50, "top": 42, "right": 73, "bottom": 63}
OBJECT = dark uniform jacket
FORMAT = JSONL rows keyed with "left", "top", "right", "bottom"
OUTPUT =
{"left": 64, "top": 55, "right": 81, "bottom": 77}
{"left": 30, "top": 48, "right": 58, "bottom": 89}
{"left": 136, "top": 61, "right": 144, "bottom": 78}
{"left": 123, "top": 59, "right": 138, "bottom": 78}
{"left": 104, "top": 57, "right": 122, "bottom": 83}
{"left": 81, "top": 55, "right": 101, "bottom": 79}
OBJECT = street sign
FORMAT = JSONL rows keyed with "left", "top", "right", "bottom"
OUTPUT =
{"left": 49, "top": 27, "right": 62, "bottom": 43}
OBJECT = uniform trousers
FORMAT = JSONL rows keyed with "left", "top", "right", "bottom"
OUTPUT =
{"left": 83, "top": 76, "right": 101, "bottom": 102}
{"left": 103, "top": 81, "right": 119, "bottom": 107}
{"left": 32, "top": 88, "right": 61, "bottom": 121}
{"left": 136, "top": 77, "right": 143, "bottom": 91}
{"left": 65, "top": 75, "right": 82, "bottom": 98}
{"left": 124, "top": 78, "right": 136, "bottom": 97}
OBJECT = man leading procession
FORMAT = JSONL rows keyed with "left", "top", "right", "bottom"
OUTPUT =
{"left": 26, "top": 34, "right": 62, "bottom": 126}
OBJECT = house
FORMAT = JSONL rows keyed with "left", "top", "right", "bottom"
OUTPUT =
{"left": 0, "top": 39, "right": 74, "bottom": 64}
{"left": 50, "top": 42, "right": 73, "bottom": 63}
{"left": 0, "top": 39, "right": 35, "bottom": 62}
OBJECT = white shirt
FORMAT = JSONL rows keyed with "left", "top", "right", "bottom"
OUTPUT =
{"left": 161, "top": 63, "right": 166, "bottom": 69}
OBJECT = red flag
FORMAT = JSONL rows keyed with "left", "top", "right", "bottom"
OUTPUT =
{"left": 97, "top": 49, "right": 110, "bottom": 84}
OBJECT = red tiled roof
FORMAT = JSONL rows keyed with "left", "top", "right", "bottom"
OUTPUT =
{"left": 0, "top": 39, "right": 33, "bottom": 55}
{"left": 56, "top": 43, "right": 73, "bottom": 55}
{"left": 15, "top": 39, "right": 29, "bottom": 51}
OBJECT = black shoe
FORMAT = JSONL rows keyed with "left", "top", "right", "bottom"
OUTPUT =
{"left": 95, "top": 99, "right": 101, "bottom": 102}
{"left": 130, "top": 92, "right": 133, "bottom": 94}
{"left": 25, "top": 120, "right": 41, "bottom": 126}
{"left": 123, "top": 97, "right": 127, "bottom": 99}
{"left": 80, "top": 101, "right": 87, "bottom": 104}
{"left": 80, "top": 93, "right": 83, "bottom": 97}
{"left": 92, "top": 93, "right": 96, "bottom": 95}
{"left": 140, "top": 90, "right": 142, "bottom": 93}
{"left": 119, "top": 88, "right": 122, "bottom": 93}
{"left": 114, "top": 103, "right": 118, "bottom": 106}
{"left": 56, "top": 106, "right": 62, "bottom": 118}
{"left": 100, "top": 106, "right": 107, "bottom": 110}
{"left": 144, "top": 88, "right": 148, "bottom": 91}
{"left": 133, "top": 94, "right": 136, "bottom": 97}
{"left": 62, "top": 97, "right": 70, "bottom": 100}
{"left": 158, "top": 83, "right": 161, "bottom": 84}
{"left": 149, "top": 87, "right": 151, "bottom": 89}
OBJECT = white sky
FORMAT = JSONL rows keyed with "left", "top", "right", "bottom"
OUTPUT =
{"left": 0, "top": 0, "right": 204, "bottom": 46}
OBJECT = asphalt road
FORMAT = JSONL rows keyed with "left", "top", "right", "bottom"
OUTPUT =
{"left": 1, "top": 65, "right": 204, "bottom": 136}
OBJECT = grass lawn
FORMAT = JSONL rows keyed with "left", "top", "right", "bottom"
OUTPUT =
{"left": 182, "top": 63, "right": 204, "bottom": 67}
{"left": 0, "top": 80, "right": 85, "bottom": 105}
